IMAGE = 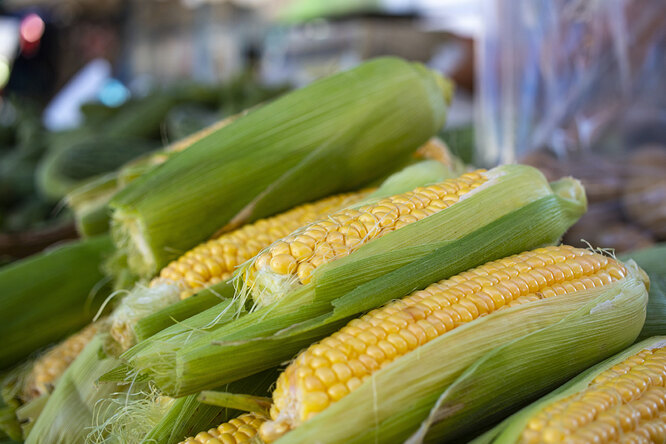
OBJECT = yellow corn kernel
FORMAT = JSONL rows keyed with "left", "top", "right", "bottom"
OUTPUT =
{"left": 154, "top": 190, "right": 371, "bottom": 299}
{"left": 253, "top": 170, "right": 488, "bottom": 286}
{"left": 414, "top": 137, "right": 456, "bottom": 167}
{"left": 22, "top": 322, "right": 99, "bottom": 401}
{"left": 179, "top": 412, "right": 267, "bottom": 444}
{"left": 260, "top": 246, "right": 627, "bottom": 441}
{"left": 518, "top": 347, "right": 666, "bottom": 444}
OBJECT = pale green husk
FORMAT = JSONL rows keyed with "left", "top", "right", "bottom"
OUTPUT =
{"left": 475, "top": 336, "right": 666, "bottom": 444}
{"left": 113, "top": 165, "right": 587, "bottom": 397}
{"left": 110, "top": 57, "right": 452, "bottom": 279}
{"left": 274, "top": 261, "right": 648, "bottom": 444}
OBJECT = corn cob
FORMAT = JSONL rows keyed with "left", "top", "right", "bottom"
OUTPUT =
{"left": 479, "top": 337, "right": 666, "bottom": 444}
{"left": 179, "top": 413, "right": 267, "bottom": 444}
{"left": 114, "top": 165, "right": 588, "bottom": 398}
{"left": 247, "top": 170, "right": 486, "bottom": 303}
{"left": 110, "top": 58, "right": 452, "bottom": 279}
{"left": 22, "top": 322, "right": 99, "bottom": 402}
{"left": 157, "top": 189, "right": 371, "bottom": 300}
{"left": 260, "top": 246, "right": 629, "bottom": 441}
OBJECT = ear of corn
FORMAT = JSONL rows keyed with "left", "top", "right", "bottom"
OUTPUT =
{"left": 114, "top": 165, "right": 587, "bottom": 397}
{"left": 65, "top": 114, "right": 239, "bottom": 255}
{"left": 108, "top": 159, "right": 456, "bottom": 352}
{"left": 621, "top": 243, "right": 666, "bottom": 340}
{"left": 0, "top": 235, "right": 113, "bottom": 369}
{"left": 110, "top": 57, "right": 452, "bottom": 279}
{"left": 480, "top": 336, "right": 666, "bottom": 444}
{"left": 261, "top": 249, "right": 648, "bottom": 444}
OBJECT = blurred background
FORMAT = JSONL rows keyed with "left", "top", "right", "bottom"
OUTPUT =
{"left": 0, "top": 0, "right": 664, "bottom": 262}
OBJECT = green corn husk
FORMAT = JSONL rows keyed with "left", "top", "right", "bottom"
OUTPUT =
{"left": 65, "top": 113, "right": 242, "bottom": 239}
{"left": 0, "top": 235, "right": 113, "bottom": 369}
{"left": 110, "top": 57, "right": 453, "bottom": 279}
{"left": 109, "top": 159, "right": 456, "bottom": 351}
{"left": 275, "top": 260, "right": 648, "bottom": 444}
{"left": 620, "top": 243, "right": 666, "bottom": 340}
{"left": 112, "top": 164, "right": 587, "bottom": 397}
{"left": 133, "top": 281, "right": 235, "bottom": 344}
{"left": 474, "top": 336, "right": 666, "bottom": 444}
{"left": 66, "top": 173, "right": 121, "bottom": 237}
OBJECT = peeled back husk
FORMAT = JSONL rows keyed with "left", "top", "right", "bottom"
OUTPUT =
{"left": 114, "top": 164, "right": 588, "bottom": 397}
{"left": 110, "top": 57, "right": 452, "bottom": 279}
{"left": 274, "top": 260, "right": 648, "bottom": 444}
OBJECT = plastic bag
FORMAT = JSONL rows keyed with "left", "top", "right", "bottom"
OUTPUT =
{"left": 477, "top": 0, "right": 666, "bottom": 164}
{"left": 476, "top": 0, "right": 666, "bottom": 251}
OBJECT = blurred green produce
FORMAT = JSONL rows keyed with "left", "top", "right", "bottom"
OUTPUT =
{"left": 0, "top": 76, "right": 289, "bottom": 263}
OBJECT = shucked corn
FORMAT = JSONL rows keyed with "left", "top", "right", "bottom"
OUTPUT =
{"left": 179, "top": 413, "right": 267, "bottom": 444}
{"left": 260, "top": 245, "right": 628, "bottom": 441}
{"left": 250, "top": 170, "right": 487, "bottom": 289}
{"left": 152, "top": 190, "right": 371, "bottom": 299}
{"left": 520, "top": 346, "right": 666, "bottom": 444}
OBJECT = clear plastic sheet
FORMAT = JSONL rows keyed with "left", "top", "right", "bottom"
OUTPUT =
{"left": 476, "top": 0, "right": 666, "bottom": 251}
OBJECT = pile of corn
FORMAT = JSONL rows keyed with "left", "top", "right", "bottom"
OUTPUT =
{"left": 0, "top": 57, "right": 664, "bottom": 444}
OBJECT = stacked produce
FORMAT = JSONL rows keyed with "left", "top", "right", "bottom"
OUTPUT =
{"left": 0, "top": 56, "right": 664, "bottom": 444}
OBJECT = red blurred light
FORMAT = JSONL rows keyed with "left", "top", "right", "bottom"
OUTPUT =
{"left": 20, "top": 13, "right": 45, "bottom": 44}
